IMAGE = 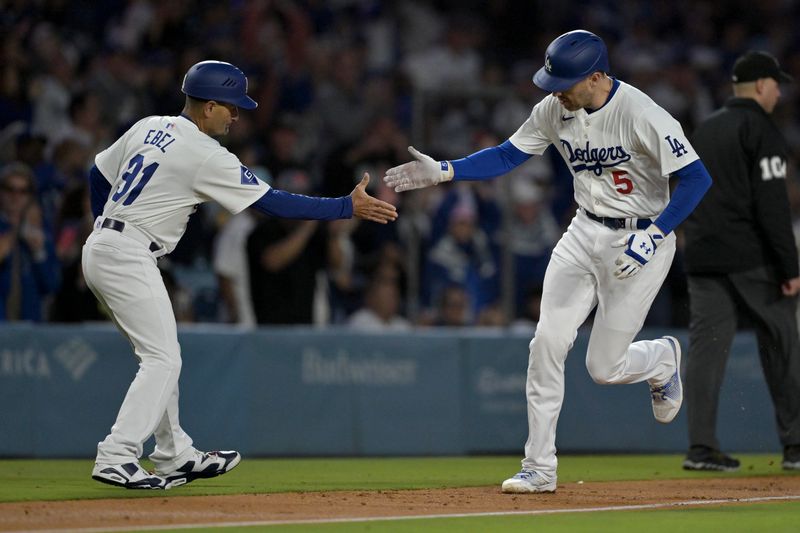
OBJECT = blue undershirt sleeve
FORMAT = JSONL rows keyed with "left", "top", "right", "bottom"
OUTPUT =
{"left": 250, "top": 188, "right": 353, "bottom": 220}
{"left": 450, "top": 140, "right": 532, "bottom": 180}
{"left": 89, "top": 164, "right": 112, "bottom": 219}
{"left": 653, "top": 159, "right": 712, "bottom": 234}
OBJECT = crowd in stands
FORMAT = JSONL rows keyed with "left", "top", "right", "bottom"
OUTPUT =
{"left": 2, "top": 0, "right": 800, "bottom": 329}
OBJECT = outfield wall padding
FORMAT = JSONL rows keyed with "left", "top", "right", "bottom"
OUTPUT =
{"left": 0, "top": 324, "right": 780, "bottom": 457}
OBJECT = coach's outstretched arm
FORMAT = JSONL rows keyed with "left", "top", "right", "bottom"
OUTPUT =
{"left": 252, "top": 172, "right": 397, "bottom": 224}
{"left": 384, "top": 141, "right": 532, "bottom": 192}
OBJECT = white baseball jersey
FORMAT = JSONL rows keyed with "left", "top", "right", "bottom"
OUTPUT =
{"left": 95, "top": 115, "right": 270, "bottom": 253}
{"left": 509, "top": 80, "right": 699, "bottom": 219}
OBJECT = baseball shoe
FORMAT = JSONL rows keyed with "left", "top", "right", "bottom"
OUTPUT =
{"left": 501, "top": 470, "right": 556, "bottom": 493}
{"left": 650, "top": 336, "right": 682, "bottom": 424}
{"left": 683, "top": 446, "right": 740, "bottom": 472}
{"left": 158, "top": 450, "right": 241, "bottom": 489}
{"left": 92, "top": 462, "right": 167, "bottom": 489}
{"left": 782, "top": 445, "right": 800, "bottom": 470}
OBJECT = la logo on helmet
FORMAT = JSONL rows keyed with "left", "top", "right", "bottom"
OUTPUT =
{"left": 545, "top": 55, "right": 552, "bottom": 72}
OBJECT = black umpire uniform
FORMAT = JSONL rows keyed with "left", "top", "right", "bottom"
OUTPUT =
{"left": 683, "top": 51, "right": 800, "bottom": 470}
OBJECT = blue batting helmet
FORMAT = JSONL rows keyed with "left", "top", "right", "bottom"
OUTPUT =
{"left": 181, "top": 60, "right": 258, "bottom": 109}
{"left": 533, "top": 30, "right": 610, "bottom": 92}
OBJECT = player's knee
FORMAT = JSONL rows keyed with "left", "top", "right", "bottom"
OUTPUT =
{"left": 153, "top": 355, "right": 181, "bottom": 373}
{"left": 142, "top": 346, "right": 182, "bottom": 373}
{"left": 585, "top": 357, "right": 625, "bottom": 385}
{"left": 586, "top": 364, "right": 613, "bottom": 384}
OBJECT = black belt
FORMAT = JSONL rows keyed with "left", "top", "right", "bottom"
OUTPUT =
{"left": 101, "top": 218, "right": 162, "bottom": 252}
{"left": 583, "top": 209, "right": 652, "bottom": 231}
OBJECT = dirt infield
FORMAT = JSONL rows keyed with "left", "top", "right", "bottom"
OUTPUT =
{"left": 2, "top": 476, "right": 799, "bottom": 531}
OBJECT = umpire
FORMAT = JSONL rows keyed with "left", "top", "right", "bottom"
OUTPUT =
{"left": 682, "top": 51, "right": 800, "bottom": 471}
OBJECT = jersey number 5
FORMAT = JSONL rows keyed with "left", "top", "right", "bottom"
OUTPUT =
{"left": 112, "top": 154, "right": 159, "bottom": 206}
{"left": 611, "top": 170, "right": 633, "bottom": 194}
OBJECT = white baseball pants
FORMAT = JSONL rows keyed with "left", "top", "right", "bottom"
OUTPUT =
{"left": 521, "top": 210, "right": 676, "bottom": 479}
{"left": 82, "top": 224, "right": 195, "bottom": 472}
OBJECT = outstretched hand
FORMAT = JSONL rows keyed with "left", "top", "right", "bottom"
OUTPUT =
{"left": 383, "top": 146, "right": 453, "bottom": 192}
{"left": 350, "top": 172, "right": 398, "bottom": 224}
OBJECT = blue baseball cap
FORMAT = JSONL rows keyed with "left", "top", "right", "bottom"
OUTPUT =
{"left": 533, "top": 30, "right": 610, "bottom": 93}
{"left": 182, "top": 60, "right": 258, "bottom": 109}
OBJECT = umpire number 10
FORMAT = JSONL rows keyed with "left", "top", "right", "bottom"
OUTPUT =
{"left": 611, "top": 170, "right": 633, "bottom": 194}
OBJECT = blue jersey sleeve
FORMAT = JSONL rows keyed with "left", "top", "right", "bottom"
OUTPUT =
{"left": 653, "top": 159, "right": 712, "bottom": 234}
{"left": 451, "top": 140, "right": 532, "bottom": 180}
{"left": 89, "top": 164, "right": 112, "bottom": 219}
{"left": 250, "top": 188, "right": 353, "bottom": 220}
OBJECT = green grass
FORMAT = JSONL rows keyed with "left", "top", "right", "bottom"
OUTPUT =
{"left": 0, "top": 454, "right": 794, "bottom": 503}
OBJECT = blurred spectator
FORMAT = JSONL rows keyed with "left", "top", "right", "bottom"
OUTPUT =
{"left": 402, "top": 14, "right": 483, "bottom": 91}
{"left": 325, "top": 217, "right": 358, "bottom": 322}
{"left": 504, "top": 179, "right": 560, "bottom": 315}
{"left": 262, "top": 113, "right": 308, "bottom": 186}
{"left": 476, "top": 302, "right": 508, "bottom": 328}
{"left": 422, "top": 194, "right": 498, "bottom": 316}
{"left": 418, "top": 283, "right": 472, "bottom": 327}
{"left": 429, "top": 178, "right": 503, "bottom": 246}
{"left": 321, "top": 115, "right": 408, "bottom": 198}
{"left": 509, "top": 284, "right": 543, "bottom": 335}
{"left": 48, "top": 91, "right": 110, "bottom": 163}
{"left": 30, "top": 47, "right": 75, "bottom": 147}
{"left": 39, "top": 139, "right": 91, "bottom": 227}
{"left": 160, "top": 264, "right": 195, "bottom": 324}
{"left": 313, "top": 46, "right": 371, "bottom": 153}
{"left": 49, "top": 183, "right": 102, "bottom": 322}
{"left": 247, "top": 171, "right": 346, "bottom": 325}
{"left": 88, "top": 49, "right": 148, "bottom": 127}
{"left": 248, "top": 215, "right": 324, "bottom": 325}
{"left": 347, "top": 277, "right": 410, "bottom": 331}
{"left": 0, "top": 162, "right": 60, "bottom": 321}
{"left": 212, "top": 210, "right": 257, "bottom": 327}
{"left": 0, "top": 61, "right": 32, "bottom": 128}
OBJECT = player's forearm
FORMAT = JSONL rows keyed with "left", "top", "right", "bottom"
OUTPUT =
{"left": 450, "top": 140, "right": 532, "bottom": 181}
{"left": 250, "top": 189, "right": 352, "bottom": 220}
{"left": 653, "top": 159, "right": 712, "bottom": 234}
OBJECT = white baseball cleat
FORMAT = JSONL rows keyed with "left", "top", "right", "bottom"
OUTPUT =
{"left": 158, "top": 450, "right": 241, "bottom": 489}
{"left": 501, "top": 470, "right": 557, "bottom": 493}
{"left": 92, "top": 462, "right": 167, "bottom": 489}
{"left": 650, "top": 336, "right": 682, "bottom": 424}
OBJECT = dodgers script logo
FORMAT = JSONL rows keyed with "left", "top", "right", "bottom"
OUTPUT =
{"left": 560, "top": 139, "right": 632, "bottom": 176}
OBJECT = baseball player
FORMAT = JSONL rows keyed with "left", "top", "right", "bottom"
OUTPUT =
{"left": 384, "top": 30, "right": 711, "bottom": 493}
{"left": 86, "top": 60, "right": 397, "bottom": 489}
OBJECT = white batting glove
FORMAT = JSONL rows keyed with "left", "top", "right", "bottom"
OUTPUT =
{"left": 611, "top": 224, "right": 665, "bottom": 279}
{"left": 383, "top": 146, "right": 454, "bottom": 192}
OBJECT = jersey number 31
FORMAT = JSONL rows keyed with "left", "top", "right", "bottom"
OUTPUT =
{"left": 112, "top": 154, "right": 159, "bottom": 206}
